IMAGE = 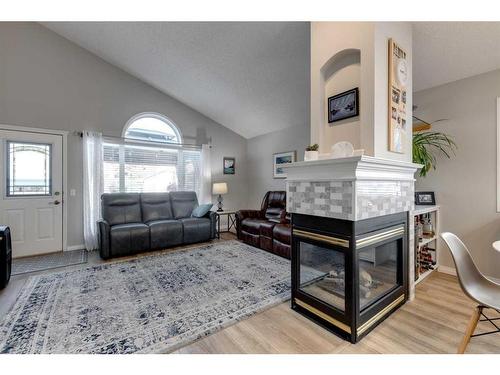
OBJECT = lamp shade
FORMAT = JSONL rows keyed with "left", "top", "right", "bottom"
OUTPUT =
{"left": 212, "top": 182, "right": 228, "bottom": 195}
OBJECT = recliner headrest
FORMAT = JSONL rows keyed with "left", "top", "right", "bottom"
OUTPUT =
{"left": 101, "top": 193, "right": 140, "bottom": 207}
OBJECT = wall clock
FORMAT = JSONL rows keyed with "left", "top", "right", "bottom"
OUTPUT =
{"left": 396, "top": 59, "right": 408, "bottom": 88}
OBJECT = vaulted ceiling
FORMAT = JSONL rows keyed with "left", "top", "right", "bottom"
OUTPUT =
{"left": 42, "top": 22, "right": 310, "bottom": 139}
{"left": 413, "top": 22, "right": 500, "bottom": 92}
{"left": 43, "top": 22, "right": 500, "bottom": 138}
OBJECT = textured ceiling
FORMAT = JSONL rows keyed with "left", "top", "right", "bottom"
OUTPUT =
{"left": 413, "top": 22, "right": 500, "bottom": 92}
{"left": 42, "top": 22, "right": 310, "bottom": 139}
{"left": 42, "top": 22, "right": 500, "bottom": 136}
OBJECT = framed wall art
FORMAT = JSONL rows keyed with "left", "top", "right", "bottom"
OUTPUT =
{"left": 415, "top": 191, "right": 436, "bottom": 206}
{"left": 223, "top": 157, "right": 235, "bottom": 174}
{"left": 328, "top": 88, "right": 359, "bottom": 123}
{"left": 388, "top": 38, "right": 409, "bottom": 153}
{"left": 273, "top": 151, "right": 296, "bottom": 179}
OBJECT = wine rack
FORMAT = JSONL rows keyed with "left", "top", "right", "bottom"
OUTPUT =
{"left": 413, "top": 205, "right": 440, "bottom": 285}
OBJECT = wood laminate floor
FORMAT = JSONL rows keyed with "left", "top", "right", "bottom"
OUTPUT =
{"left": 1, "top": 233, "right": 499, "bottom": 354}
{"left": 174, "top": 271, "right": 500, "bottom": 354}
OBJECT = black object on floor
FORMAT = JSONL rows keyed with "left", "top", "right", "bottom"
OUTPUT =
{"left": 0, "top": 226, "right": 12, "bottom": 289}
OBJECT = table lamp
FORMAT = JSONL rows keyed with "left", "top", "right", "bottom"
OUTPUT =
{"left": 212, "top": 182, "right": 228, "bottom": 212}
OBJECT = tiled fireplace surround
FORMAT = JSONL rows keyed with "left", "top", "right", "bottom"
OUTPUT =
{"left": 283, "top": 155, "right": 420, "bottom": 298}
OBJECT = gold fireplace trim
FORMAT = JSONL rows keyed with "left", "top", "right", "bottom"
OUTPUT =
{"left": 293, "top": 229, "right": 349, "bottom": 248}
{"left": 357, "top": 294, "right": 405, "bottom": 335}
{"left": 294, "top": 298, "right": 352, "bottom": 334}
{"left": 356, "top": 226, "right": 405, "bottom": 249}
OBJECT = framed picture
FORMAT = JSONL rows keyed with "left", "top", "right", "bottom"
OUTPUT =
{"left": 273, "top": 151, "right": 296, "bottom": 179}
{"left": 415, "top": 191, "right": 436, "bottom": 206}
{"left": 223, "top": 157, "right": 235, "bottom": 175}
{"left": 388, "top": 38, "right": 409, "bottom": 153}
{"left": 327, "top": 88, "right": 359, "bottom": 123}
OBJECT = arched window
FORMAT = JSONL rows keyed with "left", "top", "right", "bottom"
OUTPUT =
{"left": 123, "top": 112, "right": 182, "bottom": 144}
{"left": 103, "top": 112, "right": 202, "bottom": 196}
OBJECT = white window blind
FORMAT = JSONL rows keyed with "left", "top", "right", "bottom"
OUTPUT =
{"left": 102, "top": 137, "right": 202, "bottom": 196}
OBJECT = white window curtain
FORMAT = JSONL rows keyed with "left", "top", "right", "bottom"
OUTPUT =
{"left": 83, "top": 131, "right": 103, "bottom": 251}
{"left": 199, "top": 144, "right": 212, "bottom": 204}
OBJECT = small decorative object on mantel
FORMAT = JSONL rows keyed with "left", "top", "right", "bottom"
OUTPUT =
{"left": 223, "top": 157, "right": 235, "bottom": 175}
{"left": 388, "top": 38, "right": 409, "bottom": 154}
{"left": 273, "top": 151, "right": 296, "bottom": 179}
{"left": 304, "top": 144, "right": 319, "bottom": 161}
{"left": 331, "top": 141, "right": 354, "bottom": 158}
{"left": 415, "top": 191, "right": 436, "bottom": 206}
{"left": 328, "top": 88, "right": 359, "bottom": 123}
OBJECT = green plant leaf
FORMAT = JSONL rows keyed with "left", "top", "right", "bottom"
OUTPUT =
{"left": 412, "top": 131, "right": 457, "bottom": 177}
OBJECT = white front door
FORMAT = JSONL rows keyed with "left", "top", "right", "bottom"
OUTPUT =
{"left": 0, "top": 129, "right": 63, "bottom": 258}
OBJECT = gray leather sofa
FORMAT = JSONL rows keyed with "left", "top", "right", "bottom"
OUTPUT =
{"left": 98, "top": 191, "right": 216, "bottom": 259}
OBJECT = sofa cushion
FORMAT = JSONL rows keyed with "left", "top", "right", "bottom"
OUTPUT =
{"left": 264, "top": 191, "right": 286, "bottom": 223}
{"left": 260, "top": 221, "right": 275, "bottom": 238}
{"left": 140, "top": 193, "right": 173, "bottom": 222}
{"left": 273, "top": 223, "right": 291, "bottom": 244}
{"left": 191, "top": 203, "right": 213, "bottom": 218}
{"left": 110, "top": 223, "right": 149, "bottom": 256}
{"left": 102, "top": 193, "right": 142, "bottom": 226}
{"left": 170, "top": 191, "right": 199, "bottom": 219}
{"left": 180, "top": 218, "right": 211, "bottom": 244}
{"left": 147, "top": 219, "right": 183, "bottom": 250}
{"left": 241, "top": 218, "right": 269, "bottom": 236}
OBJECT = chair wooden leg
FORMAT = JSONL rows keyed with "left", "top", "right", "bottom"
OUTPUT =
{"left": 458, "top": 306, "right": 483, "bottom": 354}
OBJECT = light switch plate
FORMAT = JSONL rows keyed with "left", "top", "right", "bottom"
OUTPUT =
{"left": 70, "top": 189, "right": 76, "bottom": 196}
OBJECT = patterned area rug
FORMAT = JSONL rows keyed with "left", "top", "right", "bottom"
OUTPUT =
{"left": 12, "top": 249, "right": 88, "bottom": 275}
{"left": 0, "top": 241, "right": 298, "bottom": 354}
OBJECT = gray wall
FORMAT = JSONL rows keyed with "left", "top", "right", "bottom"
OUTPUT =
{"left": 244, "top": 25, "right": 310, "bottom": 209}
{"left": 0, "top": 22, "right": 249, "bottom": 248}
{"left": 246, "top": 124, "right": 310, "bottom": 209}
{"left": 414, "top": 69, "right": 500, "bottom": 278}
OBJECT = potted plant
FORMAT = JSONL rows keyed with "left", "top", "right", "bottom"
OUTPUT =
{"left": 412, "top": 131, "right": 457, "bottom": 177}
{"left": 304, "top": 144, "right": 320, "bottom": 161}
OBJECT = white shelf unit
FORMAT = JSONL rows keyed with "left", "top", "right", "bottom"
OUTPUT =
{"left": 412, "top": 205, "right": 440, "bottom": 286}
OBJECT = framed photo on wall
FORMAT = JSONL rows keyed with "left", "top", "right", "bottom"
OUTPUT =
{"left": 415, "top": 191, "right": 436, "bottom": 206}
{"left": 328, "top": 88, "right": 359, "bottom": 123}
{"left": 273, "top": 151, "right": 296, "bottom": 179}
{"left": 223, "top": 157, "right": 235, "bottom": 174}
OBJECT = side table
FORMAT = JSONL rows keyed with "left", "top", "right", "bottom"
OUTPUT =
{"left": 214, "top": 210, "right": 237, "bottom": 239}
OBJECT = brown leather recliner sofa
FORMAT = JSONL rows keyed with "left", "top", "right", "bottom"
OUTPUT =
{"left": 235, "top": 191, "right": 291, "bottom": 259}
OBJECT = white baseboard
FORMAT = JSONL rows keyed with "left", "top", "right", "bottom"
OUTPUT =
{"left": 66, "top": 244, "right": 86, "bottom": 251}
{"left": 437, "top": 265, "right": 456, "bottom": 276}
{"left": 437, "top": 265, "right": 500, "bottom": 283}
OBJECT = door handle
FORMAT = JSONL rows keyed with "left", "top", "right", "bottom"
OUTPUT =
{"left": 49, "top": 200, "right": 61, "bottom": 205}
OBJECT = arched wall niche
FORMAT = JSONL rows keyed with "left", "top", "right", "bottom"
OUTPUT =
{"left": 319, "top": 48, "right": 361, "bottom": 153}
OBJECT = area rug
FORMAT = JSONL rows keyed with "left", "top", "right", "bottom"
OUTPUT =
{"left": 11, "top": 249, "right": 88, "bottom": 276}
{"left": 0, "top": 241, "right": 299, "bottom": 354}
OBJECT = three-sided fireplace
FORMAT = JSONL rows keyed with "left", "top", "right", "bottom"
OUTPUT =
{"left": 291, "top": 212, "right": 408, "bottom": 343}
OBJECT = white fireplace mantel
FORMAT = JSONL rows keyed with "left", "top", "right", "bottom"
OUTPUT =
{"left": 283, "top": 155, "right": 421, "bottom": 183}
{"left": 282, "top": 155, "right": 421, "bottom": 222}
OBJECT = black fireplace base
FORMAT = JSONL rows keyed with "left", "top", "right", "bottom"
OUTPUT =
{"left": 292, "top": 293, "right": 405, "bottom": 343}
{"left": 291, "top": 212, "right": 409, "bottom": 343}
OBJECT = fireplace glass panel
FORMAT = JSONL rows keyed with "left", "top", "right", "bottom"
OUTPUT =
{"left": 358, "top": 239, "right": 400, "bottom": 310}
{"left": 299, "top": 242, "right": 345, "bottom": 312}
